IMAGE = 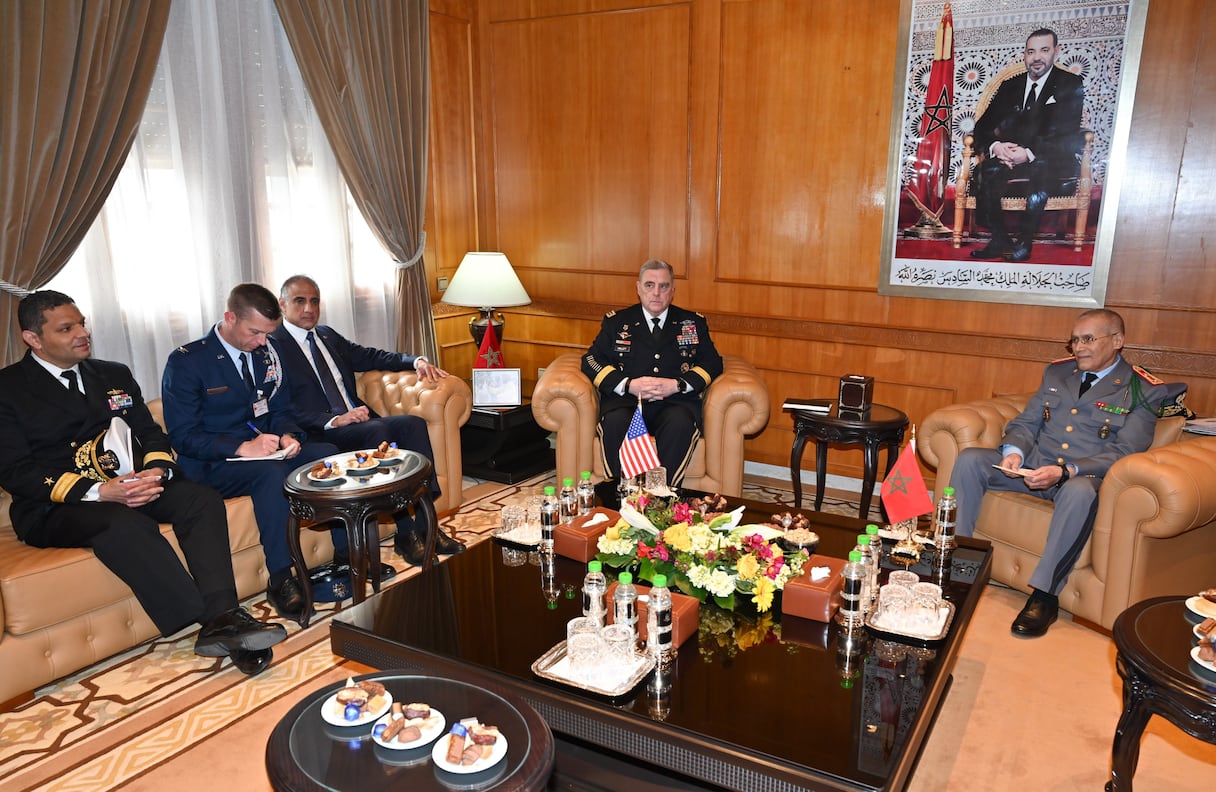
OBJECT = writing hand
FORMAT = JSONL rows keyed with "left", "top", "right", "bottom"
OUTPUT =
{"left": 237, "top": 434, "right": 281, "bottom": 458}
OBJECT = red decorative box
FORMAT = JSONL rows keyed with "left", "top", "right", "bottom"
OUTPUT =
{"left": 554, "top": 507, "right": 620, "bottom": 562}
{"left": 781, "top": 554, "right": 846, "bottom": 623}
{"left": 605, "top": 581, "right": 699, "bottom": 648}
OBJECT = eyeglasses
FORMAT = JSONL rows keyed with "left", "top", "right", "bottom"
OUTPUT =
{"left": 1065, "top": 333, "right": 1118, "bottom": 351}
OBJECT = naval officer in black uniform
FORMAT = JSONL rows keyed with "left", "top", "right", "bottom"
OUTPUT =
{"left": 582, "top": 259, "right": 723, "bottom": 486}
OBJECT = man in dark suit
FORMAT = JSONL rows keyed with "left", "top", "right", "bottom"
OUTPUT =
{"left": 949, "top": 309, "right": 1170, "bottom": 637}
{"left": 270, "top": 275, "right": 462, "bottom": 565}
{"left": 582, "top": 259, "right": 723, "bottom": 486}
{"left": 969, "top": 28, "right": 1085, "bottom": 262}
{"left": 0, "top": 291, "right": 286, "bottom": 675}
{"left": 161, "top": 284, "right": 341, "bottom": 623}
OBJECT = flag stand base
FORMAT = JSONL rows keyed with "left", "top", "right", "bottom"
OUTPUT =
{"left": 902, "top": 212, "right": 953, "bottom": 240}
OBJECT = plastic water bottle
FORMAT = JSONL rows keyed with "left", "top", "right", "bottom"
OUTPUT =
{"left": 853, "top": 534, "right": 876, "bottom": 616}
{"left": 646, "top": 573, "right": 674, "bottom": 666}
{"left": 540, "top": 486, "right": 559, "bottom": 551}
{"left": 559, "top": 478, "right": 577, "bottom": 523}
{"left": 539, "top": 549, "right": 559, "bottom": 609}
{"left": 835, "top": 550, "right": 866, "bottom": 628}
{"left": 865, "top": 523, "right": 882, "bottom": 606}
{"left": 582, "top": 561, "right": 607, "bottom": 624}
{"left": 933, "top": 486, "right": 958, "bottom": 552}
{"left": 576, "top": 471, "right": 596, "bottom": 515}
{"left": 613, "top": 572, "right": 639, "bottom": 648}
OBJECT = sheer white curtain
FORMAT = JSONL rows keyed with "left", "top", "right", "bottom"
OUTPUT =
{"left": 48, "top": 0, "right": 399, "bottom": 398}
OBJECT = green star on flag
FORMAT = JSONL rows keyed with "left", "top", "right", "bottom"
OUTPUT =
{"left": 880, "top": 441, "right": 933, "bottom": 524}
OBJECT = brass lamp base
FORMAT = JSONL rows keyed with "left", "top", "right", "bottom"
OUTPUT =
{"left": 468, "top": 309, "right": 505, "bottom": 348}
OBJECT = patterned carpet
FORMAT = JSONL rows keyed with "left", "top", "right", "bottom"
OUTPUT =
{"left": 0, "top": 474, "right": 861, "bottom": 791}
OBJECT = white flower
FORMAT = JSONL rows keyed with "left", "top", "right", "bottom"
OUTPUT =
{"left": 687, "top": 564, "right": 736, "bottom": 597}
{"left": 597, "top": 535, "right": 636, "bottom": 555}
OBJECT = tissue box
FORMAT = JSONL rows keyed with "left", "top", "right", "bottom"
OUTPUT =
{"left": 781, "top": 554, "right": 846, "bottom": 623}
{"left": 554, "top": 507, "right": 621, "bottom": 562}
{"left": 606, "top": 581, "right": 699, "bottom": 648}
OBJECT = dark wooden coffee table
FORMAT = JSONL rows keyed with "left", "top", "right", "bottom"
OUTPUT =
{"left": 328, "top": 492, "right": 991, "bottom": 791}
{"left": 1106, "top": 596, "right": 1216, "bottom": 791}
{"left": 265, "top": 672, "right": 554, "bottom": 791}
{"left": 283, "top": 450, "right": 438, "bottom": 626}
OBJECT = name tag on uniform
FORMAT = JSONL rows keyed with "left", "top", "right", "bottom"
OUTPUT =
{"left": 253, "top": 398, "right": 269, "bottom": 417}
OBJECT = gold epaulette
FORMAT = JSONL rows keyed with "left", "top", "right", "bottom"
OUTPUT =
{"left": 1132, "top": 365, "right": 1164, "bottom": 386}
{"left": 605, "top": 310, "right": 616, "bottom": 318}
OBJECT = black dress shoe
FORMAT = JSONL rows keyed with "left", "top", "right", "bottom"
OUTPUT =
{"left": 434, "top": 530, "right": 465, "bottom": 555}
{"left": 1004, "top": 242, "right": 1033, "bottom": 262}
{"left": 394, "top": 530, "right": 430, "bottom": 566}
{"left": 1011, "top": 595, "right": 1058, "bottom": 637}
{"left": 194, "top": 607, "right": 287, "bottom": 657}
{"left": 970, "top": 240, "right": 1013, "bottom": 259}
{"left": 266, "top": 576, "right": 309, "bottom": 622}
{"left": 229, "top": 647, "right": 273, "bottom": 676}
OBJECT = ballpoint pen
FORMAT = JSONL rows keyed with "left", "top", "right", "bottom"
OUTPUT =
{"left": 246, "top": 422, "right": 262, "bottom": 435}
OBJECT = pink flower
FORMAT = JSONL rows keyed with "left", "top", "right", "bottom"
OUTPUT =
{"left": 655, "top": 544, "right": 670, "bottom": 561}
{"left": 672, "top": 502, "right": 692, "bottom": 523}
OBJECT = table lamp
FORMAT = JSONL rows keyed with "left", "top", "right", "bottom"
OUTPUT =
{"left": 441, "top": 252, "right": 532, "bottom": 347}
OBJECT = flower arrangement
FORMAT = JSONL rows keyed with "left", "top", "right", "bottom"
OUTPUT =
{"left": 596, "top": 493, "right": 809, "bottom": 612}
{"left": 697, "top": 608, "right": 782, "bottom": 663}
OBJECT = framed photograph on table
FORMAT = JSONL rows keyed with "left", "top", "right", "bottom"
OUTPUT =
{"left": 878, "top": 0, "right": 1151, "bottom": 307}
{"left": 472, "top": 368, "right": 522, "bottom": 409}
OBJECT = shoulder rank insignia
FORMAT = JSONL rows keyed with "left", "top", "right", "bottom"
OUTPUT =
{"left": 605, "top": 309, "right": 617, "bottom": 318}
{"left": 1132, "top": 365, "right": 1164, "bottom": 386}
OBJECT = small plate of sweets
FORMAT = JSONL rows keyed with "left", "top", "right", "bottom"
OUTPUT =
{"left": 308, "top": 460, "right": 345, "bottom": 486}
{"left": 320, "top": 678, "right": 393, "bottom": 727}
{"left": 371, "top": 441, "right": 403, "bottom": 466}
{"left": 345, "top": 451, "right": 381, "bottom": 477}
{"left": 431, "top": 719, "right": 506, "bottom": 774}
{"left": 371, "top": 701, "right": 446, "bottom": 749}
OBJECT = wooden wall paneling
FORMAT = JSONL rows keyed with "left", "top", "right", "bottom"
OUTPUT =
{"left": 715, "top": 0, "right": 900, "bottom": 289}
{"left": 486, "top": 3, "right": 692, "bottom": 292}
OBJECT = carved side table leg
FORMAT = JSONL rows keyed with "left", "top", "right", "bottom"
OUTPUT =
{"left": 789, "top": 432, "right": 809, "bottom": 510}
{"left": 1107, "top": 652, "right": 1150, "bottom": 792}
{"left": 285, "top": 504, "right": 314, "bottom": 628}
{"left": 414, "top": 491, "right": 439, "bottom": 573}
{"left": 362, "top": 513, "right": 383, "bottom": 594}
{"left": 814, "top": 439, "right": 829, "bottom": 512}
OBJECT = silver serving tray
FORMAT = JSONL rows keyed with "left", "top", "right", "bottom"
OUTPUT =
{"left": 864, "top": 599, "right": 955, "bottom": 647}
{"left": 531, "top": 641, "right": 655, "bottom": 701}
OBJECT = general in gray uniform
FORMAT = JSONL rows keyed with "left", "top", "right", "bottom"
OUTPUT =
{"left": 582, "top": 259, "right": 723, "bottom": 486}
{"left": 949, "top": 309, "right": 1172, "bottom": 637}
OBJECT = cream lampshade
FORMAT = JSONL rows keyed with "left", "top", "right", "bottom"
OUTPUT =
{"left": 441, "top": 252, "right": 532, "bottom": 347}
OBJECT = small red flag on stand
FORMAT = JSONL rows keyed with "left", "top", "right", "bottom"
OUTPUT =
{"left": 475, "top": 322, "right": 504, "bottom": 368}
{"left": 880, "top": 437, "right": 933, "bottom": 524}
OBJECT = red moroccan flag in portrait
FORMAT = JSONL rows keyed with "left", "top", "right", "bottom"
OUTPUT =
{"left": 475, "top": 322, "right": 504, "bottom": 368}
{"left": 905, "top": 2, "right": 954, "bottom": 217}
{"left": 880, "top": 439, "right": 933, "bottom": 525}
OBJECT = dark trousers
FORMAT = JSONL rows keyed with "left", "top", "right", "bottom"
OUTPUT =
{"left": 200, "top": 441, "right": 342, "bottom": 575}
{"left": 975, "top": 157, "right": 1059, "bottom": 243}
{"left": 317, "top": 415, "right": 441, "bottom": 535}
{"left": 598, "top": 401, "right": 701, "bottom": 486}
{"left": 26, "top": 479, "right": 237, "bottom": 635}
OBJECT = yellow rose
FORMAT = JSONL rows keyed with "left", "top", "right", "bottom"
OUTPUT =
{"left": 605, "top": 521, "right": 623, "bottom": 542}
{"left": 664, "top": 522, "right": 692, "bottom": 552}
{"left": 735, "top": 553, "right": 760, "bottom": 581}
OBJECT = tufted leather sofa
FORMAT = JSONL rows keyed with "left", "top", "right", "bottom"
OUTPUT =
{"left": 0, "top": 370, "right": 470, "bottom": 708}
{"left": 531, "top": 353, "right": 770, "bottom": 496}
{"left": 919, "top": 394, "right": 1216, "bottom": 630}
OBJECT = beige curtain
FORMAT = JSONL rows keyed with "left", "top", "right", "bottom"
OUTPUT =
{"left": 273, "top": 0, "right": 437, "bottom": 360}
{"left": 0, "top": 0, "right": 170, "bottom": 365}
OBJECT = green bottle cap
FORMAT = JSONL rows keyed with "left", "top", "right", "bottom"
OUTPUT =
{"left": 857, "top": 534, "right": 871, "bottom": 545}
{"left": 848, "top": 550, "right": 862, "bottom": 562}
{"left": 544, "top": 486, "right": 556, "bottom": 495}
{"left": 865, "top": 524, "right": 879, "bottom": 535}
{"left": 619, "top": 572, "right": 633, "bottom": 585}
{"left": 651, "top": 574, "right": 667, "bottom": 588}
{"left": 580, "top": 470, "right": 592, "bottom": 479}
{"left": 588, "top": 560, "right": 602, "bottom": 573}
{"left": 943, "top": 486, "right": 955, "bottom": 496}
{"left": 563, "top": 478, "right": 574, "bottom": 486}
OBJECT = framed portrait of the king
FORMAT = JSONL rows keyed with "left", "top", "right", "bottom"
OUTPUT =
{"left": 878, "top": 0, "right": 1150, "bottom": 307}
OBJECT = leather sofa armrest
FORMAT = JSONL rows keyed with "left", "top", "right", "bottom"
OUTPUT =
{"left": 356, "top": 370, "right": 472, "bottom": 512}
{"left": 699, "top": 355, "right": 770, "bottom": 495}
{"left": 531, "top": 353, "right": 599, "bottom": 485}
{"left": 918, "top": 394, "right": 1030, "bottom": 489}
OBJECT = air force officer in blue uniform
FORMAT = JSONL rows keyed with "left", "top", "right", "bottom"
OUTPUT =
{"left": 161, "top": 284, "right": 341, "bottom": 622}
{"left": 949, "top": 309, "right": 1169, "bottom": 637}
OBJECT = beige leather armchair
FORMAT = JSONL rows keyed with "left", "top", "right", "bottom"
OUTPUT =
{"left": 920, "top": 394, "right": 1216, "bottom": 630}
{"left": 531, "top": 353, "right": 770, "bottom": 496}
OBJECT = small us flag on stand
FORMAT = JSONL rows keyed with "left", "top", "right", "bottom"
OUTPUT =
{"left": 620, "top": 402, "right": 662, "bottom": 480}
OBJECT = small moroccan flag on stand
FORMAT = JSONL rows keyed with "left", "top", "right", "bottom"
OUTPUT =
{"left": 880, "top": 433, "right": 933, "bottom": 524}
{"left": 475, "top": 321, "right": 504, "bottom": 368}
{"left": 620, "top": 402, "right": 662, "bottom": 480}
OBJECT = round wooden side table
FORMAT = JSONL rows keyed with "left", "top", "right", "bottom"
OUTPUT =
{"left": 785, "top": 399, "right": 909, "bottom": 520}
{"left": 283, "top": 450, "right": 437, "bottom": 627}
{"left": 1107, "top": 596, "right": 1216, "bottom": 790}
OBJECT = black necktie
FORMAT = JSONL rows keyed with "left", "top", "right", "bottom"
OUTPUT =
{"left": 1025, "top": 82, "right": 1038, "bottom": 110}
{"left": 651, "top": 317, "right": 661, "bottom": 337}
{"left": 307, "top": 331, "right": 347, "bottom": 413}
{"left": 1079, "top": 372, "right": 1097, "bottom": 397}
{"left": 61, "top": 370, "right": 85, "bottom": 399}
{"left": 240, "top": 353, "right": 256, "bottom": 391}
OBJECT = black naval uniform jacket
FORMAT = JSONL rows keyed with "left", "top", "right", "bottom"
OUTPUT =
{"left": 581, "top": 304, "right": 724, "bottom": 420}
